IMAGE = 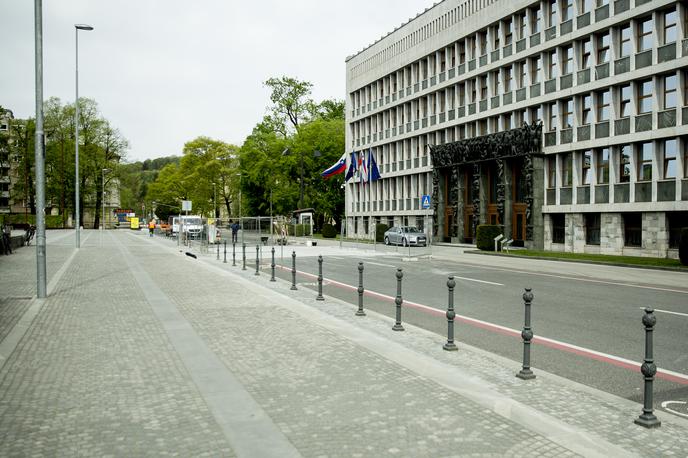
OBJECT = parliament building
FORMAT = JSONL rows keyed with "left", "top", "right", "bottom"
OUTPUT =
{"left": 344, "top": 0, "right": 687, "bottom": 257}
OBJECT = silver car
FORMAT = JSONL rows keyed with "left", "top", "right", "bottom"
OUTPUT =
{"left": 383, "top": 226, "right": 427, "bottom": 247}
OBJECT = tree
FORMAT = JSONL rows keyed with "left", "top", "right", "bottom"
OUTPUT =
{"left": 264, "top": 76, "right": 315, "bottom": 137}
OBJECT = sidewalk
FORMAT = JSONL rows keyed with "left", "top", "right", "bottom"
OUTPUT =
{"left": 0, "top": 230, "right": 686, "bottom": 456}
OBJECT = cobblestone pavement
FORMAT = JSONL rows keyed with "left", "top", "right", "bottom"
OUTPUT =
{"left": 0, "top": 230, "right": 686, "bottom": 456}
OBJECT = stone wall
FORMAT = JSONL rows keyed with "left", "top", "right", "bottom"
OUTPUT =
{"left": 600, "top": 213, "right": 624, "bottom": 255}
{"left": 642, "top": 212, "right": 668, "bottom": 257}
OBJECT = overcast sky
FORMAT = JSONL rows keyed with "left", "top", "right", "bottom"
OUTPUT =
{"left": 2, "top": 1, "right": 437, "bottom": 162}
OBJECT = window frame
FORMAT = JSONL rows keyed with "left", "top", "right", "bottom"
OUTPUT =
{"left": 637, "top": 142, "right": 653, "bottom": 182}
{"left": 596, "top": 147, "right": 609, "bottom": 184}
{"left": 637, "top": 79, "right": 653, "bottom": 114}
{"left": 582, "top": 150, "right": 592, "bottom": 185}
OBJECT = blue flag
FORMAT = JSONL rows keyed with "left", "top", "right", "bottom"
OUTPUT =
{"left": 368, "top": 149, "right": 381, "bottom": 181}
{"left": 344, "top": 151, "right": 357, "bottom": 182}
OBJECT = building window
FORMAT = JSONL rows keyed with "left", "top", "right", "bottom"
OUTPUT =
{"left": 582, "top": 94, "right": 592, "bottom": 124}
{"left": 459, "top": 41, "right": 466, "bottom": 64}
{"left": 663, "top": 74, "right": 677, "bottom": 109}
{"left": 596, "top": 147, "right": 609, "bottom": 183}
{"left": 619, "top": 23, "right": 631, "bottom": 58}
{"left": 619, "top": 144, "right": 631, "bottom": 182}
{"left": 531, "top": 56, "right": 541, "bottom": 83}
{"left": 531, "top": 105, "right": 543, "bottom": 123}
{"left": 668, "top": 212, "right": 688, "bottom": 248}
{"left": 562, "top": 98, "right": 573, "bottom": 128}
{"left": 493, "top": 26, "right": 501, "bottom": 49}
{"left": 561, "top": 0, "right": 573, "bottom": 22}
{"left": 580, "top": 0, "right": 592, "bottom": 14}
{"left": 562, "top": 153, "right": 573, "bottom": 186}
{"left": 548, "top": 50, "right": 558, "bottom": 79}
{"left": 517, "top": 12, "right": 526, "bottom": 40}
{"left": 492, "top": 71, "right": 501, "bottom": 95}
{"left": 619, "top": 84, "right": 631, "bottom": 117}
{"left": 548, "top": 156, "right": 557, "bottom": 188}
{"left": 581, "top": 39, "right": 592, "bottom": 69}
{"left": 596, "top": 0, "right": 609, "bottom": 6}
{"left": 504, "top": 67, "right": 513, "bottom": 92}
{"left": 479, "top": 31, "right": 488, "bottom": 55}
{"left": 663, "top": 139, "right": 677, "bottom": 179}
{"left": 585, "top": 213, "right": 600, "bottom": 245}
{"left": 597, "top": 32, "right": 610, "bottom": 63}
{"left": 531, "top": 6, "right": 541, "bottom": 34}
{"left": 637, "top": 142, "right": 653, "bottom": 181}
{"left": 637, "top": 17, "right": 653, "bottom": 52}
{"left": 582, "top": 150, "right": 592, "bottom": 184}
{"left": 548, "top": 0, "right": 558, "bottom": 27}
{"left": 480, "top": 75, "right": 488, "bottom": 99}
{"left": 551, "top": 214, "right": 565, "bottom": 244}
{"left": 623, "top": 213, "right": 642, "bottom": 247}
{"left": 518, "top": 61, "right": 527, "bottom": 88}
{"left": 638, "top": 79, "right": 653, "bottom": 113}
{"left": 663, "top": 9, "right": 677, "bottom": 44}
{"left": 597, "top": 89, "right": 610, "bottom": 121}
{"left": 505, "top": 20, "right": 513, "bottom": 45}
{"left": 548, "top": 102, "right": 558, "bottom": 131}
{"left": 562, "top": 45, "right": 573, "bottom": 74}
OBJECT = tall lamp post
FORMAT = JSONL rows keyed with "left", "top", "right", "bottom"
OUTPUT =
{"left": 236, "top": 173, "right": 243, "bottom": 244}
{"left": 74, "top": 23, "right": 93, "bottom": 248}
{"left": 101, "top": 168, "right": 110, "bottom": 230}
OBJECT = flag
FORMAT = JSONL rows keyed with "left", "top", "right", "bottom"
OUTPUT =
{"left": 344, "top": 152, "right": 357, "bottom": 182}
{"left": 320, "top": 152, "right": 347, "bottom": 179}
{"left": 360, "top": 150, "right": 368, "bottom": 184}
{"left": 368, "top": 148, "right": 381, "bottom": 181}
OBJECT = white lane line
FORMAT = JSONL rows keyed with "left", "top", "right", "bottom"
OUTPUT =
{"left": 459, "top": 262, "right": 688, "bottom": 294}
{"left": 661, "top": 401, "right": 688, "bottom": 418}
{"left": 366, "top": 261, "right": 400, "bottom": 268}
{"left": 638, "top": 307, "right": 688, "bottom": 318}
{"left": 451, "top": 275, "right": 504, "bottom": 286}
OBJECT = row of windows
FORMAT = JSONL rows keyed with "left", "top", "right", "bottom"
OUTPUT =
{"left": 546, "top": 137, "right": 687, "bottom": 189}
{"left": 550, "top": 211, "right": 687, "bottom": 247}
{"left": 350, "top": 1, "right": 686, "bottom": 113}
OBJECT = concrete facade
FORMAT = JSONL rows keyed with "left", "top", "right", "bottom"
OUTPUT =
{"left": 345, "top": 0, "right": 688, "bottom": 257}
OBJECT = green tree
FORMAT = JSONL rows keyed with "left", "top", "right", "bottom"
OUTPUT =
{"left": 264, "top": 76, "right": 315, "bottom": 137}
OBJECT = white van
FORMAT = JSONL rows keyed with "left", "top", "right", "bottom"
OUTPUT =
{"left": 170, "top": 215, "right": 203, "bottom": 238}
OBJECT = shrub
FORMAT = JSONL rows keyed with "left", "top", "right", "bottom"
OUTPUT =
{"left": 6, "top": 213, "right": 64, "bottom": 229}
{"left": 321, "top": 223, "right": 337, "bottom": 238}
{"left": 679, "top": 228, "right": 688, "bottom": 266}
{"left": 476, "top": 224, "right": 504, "bottom": 251}
{"left": 288, "top": 224, "right": 307, "bottom": 237}
{"left": 375, "top": 223, "right": 389, "bottom": 242}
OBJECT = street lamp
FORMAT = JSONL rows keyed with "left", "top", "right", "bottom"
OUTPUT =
{"left": 282, "top": 148, "right": 320, "bottom": 209}
{"left": 101, "top": 168, "right": 110, "bottom": 230}
{"left": 74, "top": 23, "right": 94, "bottom": 248}
{"left": 236, "top": 173, "right": 243, "bottom": 244}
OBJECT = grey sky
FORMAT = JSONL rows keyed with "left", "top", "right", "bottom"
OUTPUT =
{"left": 2, "top": 1, "right": 436, "bottom": 162}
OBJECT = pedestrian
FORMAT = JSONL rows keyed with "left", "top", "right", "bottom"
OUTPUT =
{"left": 230, "top": 221, "right": 239, "bottom": 243}
{"left": 148, "top": 219, "right": 156, "bottom": 237}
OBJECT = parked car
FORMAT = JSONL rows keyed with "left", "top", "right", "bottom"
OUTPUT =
{"left": 383, "top": 226, "right": 427, "bottom": 247}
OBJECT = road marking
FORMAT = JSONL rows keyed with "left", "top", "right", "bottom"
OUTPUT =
{"left": 639, "top": 307, "right": 688, "bottom": 318}
{"left": 459, "top": 263, "right": 688, "bottom": 294}
{"left": 365, "top": 261, "right": 400, "bottom": 268}
{"left": 277, "top": 264, "right": 688, "bottom": 386}
{"left": 661, "top": 401, "right": 688, "bottom": 418}
{"left": 450, "top": 275, "right": 503, "bottom": 286}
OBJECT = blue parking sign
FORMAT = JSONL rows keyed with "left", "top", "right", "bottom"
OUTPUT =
{"left": 421, "top": 195, "right": 431, "bottom": 209}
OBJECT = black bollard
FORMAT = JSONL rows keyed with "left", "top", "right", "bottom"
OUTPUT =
{"left": 217, "top": 241, "right": 220, "bottom": 260}
{"left": 242, "top": 243, "right": 246, "bottom": 271}
{"left": 316, "top": 255, "right": 324, "bottom": 300}
{"left": 516, "top": 288, "right": 536, "bottom": 380}
{"left": 270, "top": 247, "right": 276, "bottom": 282}
{"left": 232, "top": 242, "right": 236, "bottom": 266}
{"left": 223, "top": 240, "right": 227, "bottom": 263}
{"left": 443, "top": 276, "right": 458, "bottom": 351}
{"left": 635, "top": 308, "right": 661, "bottom": 428}
{"left": 255, "top": 245, "right": 260, "bottom": 276}
{"left": 392, "top": 268, "right": 404, "bottom": 331}
{"left": 355, "top": 262, "right": 365, "bottom": 316}
{"left": 290, "top": 250, "right": 297, "bottom": 290}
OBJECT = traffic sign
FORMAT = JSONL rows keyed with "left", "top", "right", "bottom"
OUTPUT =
{"left": 421, "top": 195, "right": 431, "bottom": 209}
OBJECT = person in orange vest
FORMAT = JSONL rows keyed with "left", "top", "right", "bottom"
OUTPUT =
{"left": 148, "top": 219, "right": 156, "bottom": 237}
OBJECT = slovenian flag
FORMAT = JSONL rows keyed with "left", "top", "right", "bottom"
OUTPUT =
{"left": 321, "top": 152, "right": 347, "bottom": 179}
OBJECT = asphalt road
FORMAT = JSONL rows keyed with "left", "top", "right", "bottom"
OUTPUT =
{"left": 269, "top": 247, "right": 688, "bottom": 420}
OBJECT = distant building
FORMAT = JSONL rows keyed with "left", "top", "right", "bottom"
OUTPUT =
{"left": 0, "top": 108, "right": 14, "bottom": 215}
{"left": 345, "top": 0, "right": 687, "bottom": 257}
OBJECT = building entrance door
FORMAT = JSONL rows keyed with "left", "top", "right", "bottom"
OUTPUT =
{"left": 463, "top": 169, "right": 474, "bottom": 243}
{"left": 512, "top": 203, "right": 527, "bottom": 246}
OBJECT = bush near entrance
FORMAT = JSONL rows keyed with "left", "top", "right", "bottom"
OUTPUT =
{"left": 321, "top": 223, "right": 337, "bottom": 238}
{"left": 476, "top": 224, "right": 503, "bottom": 251}
{"left": 376, "top": 223, "right": 389, "bottom": 243}
{"left": 680, "top": 227, "right": 688, "bottom": 266}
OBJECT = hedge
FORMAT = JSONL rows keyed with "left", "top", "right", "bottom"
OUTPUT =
{"left": 321, "top": 223, "right": 337, "bottom": 238}
{"left": 3, "top": 214, "right": 64, "bottom": 229}
{"left": 476, "top": 224, "right": 503, "bottom": 251}
{"left": 375, "top": 223, "right": 389, "bottom": 242}
{"left": 679, "top": 227, "right": 688, "bottom": 266}
{"left": 288, "top": 224, "right": 307, "bottom": 237}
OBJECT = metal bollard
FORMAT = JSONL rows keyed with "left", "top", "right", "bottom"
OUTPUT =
{"left": 443, "top": 276, "right": 458, "bottom": 351}
{"left": 290, "top": 250, "right": 297, "bottom": 290}
{"left": 217, "top": 241, "right": 220, "bottom": 260}
{"left": 392, "top": 268, "right": 404, "bottom": 331}
{"left": 516, "top": 288, "right": 536, "bottom": 380}
{"left": 270, "top": 247, "right": 276, "bottom": 282}
{"left": 355, "top": 262, "right": 365, "bottom": 316}
{"left": 255, "top": 245, "right": 260, "bottom": 276}
{"left": 223, "top": 240, "right": 227, "bottom": 263}
{"left": 635, "top": 308, "right": 661, "bottom": 428}
{"left": 242, "top": 243, "right": 246, "bottom": 271}
{"left": 232, "top": 242, "right": 236, "bottom": 266}
{"left": 316, "top": 255, "right": 324, "bottom": 300}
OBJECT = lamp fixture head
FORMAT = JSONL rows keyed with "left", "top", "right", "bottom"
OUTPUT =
{"left": 75, "top": 24, "right": 94, "bottom": 31}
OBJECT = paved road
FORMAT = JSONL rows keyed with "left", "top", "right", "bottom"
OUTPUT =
{"left": 1, "top": 229, "right": 687, "bottom": 456}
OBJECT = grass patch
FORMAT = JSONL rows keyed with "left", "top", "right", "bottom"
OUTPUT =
{"left": 497, "top": 249, "right": 686, "bottom": 269}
